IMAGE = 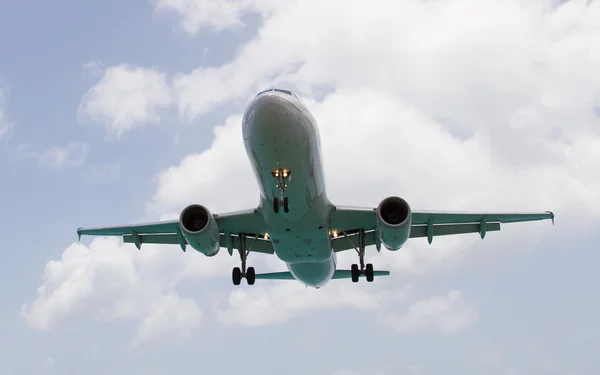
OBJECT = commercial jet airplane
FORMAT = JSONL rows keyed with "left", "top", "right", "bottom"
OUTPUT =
{"left": 77, "top": 88, "right": 555, "bottom": 288}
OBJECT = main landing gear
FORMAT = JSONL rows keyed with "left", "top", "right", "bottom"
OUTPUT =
{"left": 272, "top": 169, "right": 291, "bottom": 214}
{"left": 232, "top": 235, "right": 256, "bottom": 286}
{"left": 346, "top": 229, "right": 375, "bottom": 283}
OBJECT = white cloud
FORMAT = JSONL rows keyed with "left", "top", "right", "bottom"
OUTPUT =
{"left": 168, "top": 0, "right": 600, "bottom": 133}
{"left": 216, "top": 281, "right": 406, "bottom": 327}
{"left": 77, "top": 63, "right": 173, "bottom": 138}
{"left": 131, "top": 293, "right": 202, "bottom": 347}
{"left": 0, "top": 77, "right": 13, "bottom": 138}
{"left": 148, "top": 114, "right": 257, "bottom": 215}
{"left": 153, "top": 0, "right": 276, "bottom": 34}
{"left": 384, "top": 290, "right": 478, "bottom": 334}
{"left": 17, "top": 142, "right": 89, "bottom": 168}
{"left": 21, "top": 237, "right": 226, "bottom": 346}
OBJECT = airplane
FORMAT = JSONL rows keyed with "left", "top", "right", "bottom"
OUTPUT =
{"left": 77, "top": 87, "right": 555, "bottom": 289}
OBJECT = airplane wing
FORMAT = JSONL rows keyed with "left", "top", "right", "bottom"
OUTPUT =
{"left": 329, "top": 205, "right": 554, "bottom": 252}
{"left": 77, "top": 208, "right": 275, "bottom": 255}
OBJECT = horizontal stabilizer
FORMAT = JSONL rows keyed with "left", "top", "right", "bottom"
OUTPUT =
{"left": 254, "top": 269, "right": 391, "bottom": 281}
{"left": 254, "top": 272, "right": 296, "bottom": 280}
{"left": 332, "top": 269, "right": 390, "bottom": 279}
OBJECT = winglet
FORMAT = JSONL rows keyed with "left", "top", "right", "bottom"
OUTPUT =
{"left": 546, "top": 211, "right": 555, "bottom": 225}
{"left": 77, "top": 227, "right": 82, "bottom": 241}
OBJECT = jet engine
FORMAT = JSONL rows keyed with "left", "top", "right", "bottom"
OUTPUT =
{"left": 179, "top": 204, "right": 220, "bottom": 256}
{"left": 376, "top": 196, "right": 412, "bottom": 251}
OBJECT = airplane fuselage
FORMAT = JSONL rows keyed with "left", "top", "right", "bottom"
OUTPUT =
{"left": 242, "top": 89, "right": 337, "bottom": 288}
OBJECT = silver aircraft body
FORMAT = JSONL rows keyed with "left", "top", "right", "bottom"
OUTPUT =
{"left": 77, "top": 88, "right": 555, "bottom": 288}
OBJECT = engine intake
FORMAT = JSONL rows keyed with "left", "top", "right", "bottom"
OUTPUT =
{"left": 179, "top": 204, "right": 220, "bottom": 256}
{"left": 376, "top": 196, "right": 412, "bottom": 251}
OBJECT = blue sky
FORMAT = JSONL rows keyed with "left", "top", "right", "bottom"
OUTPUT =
{"left": 1, "top": 1, "right": 599, "bottom": 374}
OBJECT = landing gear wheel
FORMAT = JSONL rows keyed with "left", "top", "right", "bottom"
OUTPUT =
{"left": 348, "top": 229, "right": 375, "bottom": 283}
{"left": 283, "top": 197, "right": 290, "bottom": 213}
{"left": 273, "top": 197, "right": 279, "bottom": 213}
{"left": 351, "top": 264, "right": 360, "bottom": 282}
{"left": 232, "top": 267, "right": 242, "bottom": 286}
{"left": 232, "top": 234, "right": 256, "bottom": 286}
{"left": 246, "top": 266, "right": 256, "bottom": 285}
{"left": 365, "top": 263, "right": 374, "bottom": 282}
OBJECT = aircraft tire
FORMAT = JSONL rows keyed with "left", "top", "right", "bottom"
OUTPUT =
{"left": 273, "top": 197, "right": 279, "bottom": 213}
{"left": 232, "top": 267, "right": 242, "bottom": 285}
{"left": 283, "top": 197, "right": 289, "bottom": 213}
{"left": 365, "top": 263, "right": 374, "bottom": 282}
{"left": 246, "top": 267, "right": 256, "bottom": 285}
{"left": 351, "top": 264, "right": 360, "bottom": 282}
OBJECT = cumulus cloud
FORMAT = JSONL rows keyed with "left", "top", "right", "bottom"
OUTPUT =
{"left": 77, "top": 63, "right": 173, "bottom": 138}
{"left": 216, "top": 280, "right": 409, "bottom": 327}
{"left": 21, "top": 237, "right": 226, "bottom": 346}
{"left": 27, "top": 0, "right": 600, "bottom": 346}
{"left": 17, "top": 142, "right": 89, "bottom": 168}
{"left": 167, "top": 0, "right": 600, "bottom": 144}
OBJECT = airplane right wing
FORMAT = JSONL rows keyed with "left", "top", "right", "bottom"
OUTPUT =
{"left": 329, "top": 205, "right": 554, "bottom": 252}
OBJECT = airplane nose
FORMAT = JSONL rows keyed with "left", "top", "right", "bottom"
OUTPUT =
{"left": 242, "top": 91, "right": 305, "bottom": 149}
{"left": 244, "top": 93, "right": 298, "bottom": 132}
{"left": 251, "top": 93, "right": 291, "bottom": 114}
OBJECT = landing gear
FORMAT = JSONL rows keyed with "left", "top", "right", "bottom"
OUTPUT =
{"left": 232, "top": 234, "right": 256, "bottom": 286}
{"left": 345, "top": 229, "right": 375, "bottom": 283}
{"left": 272, "top": 169, "right": 291, "bottom": 213}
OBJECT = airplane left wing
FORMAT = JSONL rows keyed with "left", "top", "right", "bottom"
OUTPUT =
{"left": 77, "top": 208, "right": 275, "bottom": 255}
{"left": 329, "top": 205, "right": 554, "bottom": 252}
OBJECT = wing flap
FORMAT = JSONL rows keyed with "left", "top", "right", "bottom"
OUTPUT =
{"left": 122, "top": 233, "right": 275, "bottom": 254}
{"left": 411, "top": 211, "right": 554, "bottom": 225}
{"left": 332, "top": 222, "right": 501, "bottom": 252}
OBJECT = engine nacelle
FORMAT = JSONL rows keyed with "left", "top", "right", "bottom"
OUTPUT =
{"left": 376, "top": 196, "right": 412, "bottom": 251}
{"left": 179, "top": 204, "right": 220, "bottom": 256}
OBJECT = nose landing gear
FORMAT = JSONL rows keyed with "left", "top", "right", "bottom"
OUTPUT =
{"left": 272, "top": 169, "right": 291, "bottom": 214}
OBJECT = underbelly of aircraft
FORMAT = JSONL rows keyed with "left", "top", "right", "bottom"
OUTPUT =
{"left": 286, "top": 257, "right": 336, "bottom": 288}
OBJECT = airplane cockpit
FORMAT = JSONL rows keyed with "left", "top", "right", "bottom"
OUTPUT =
{"left": 256, "top": 88, "right": 299, "bottom": 99}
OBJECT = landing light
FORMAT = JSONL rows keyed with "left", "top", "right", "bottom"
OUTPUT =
{"left": 330, "top": 230, "right": 338, "bottom": 238}
{"left": 264, "top": 233, "right": 269, "bottom": 240}
{"left": 283, "top": 171, "right": 288, "bottom": 177}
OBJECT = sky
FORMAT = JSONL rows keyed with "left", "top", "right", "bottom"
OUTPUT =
{"left": 1, "top": 0, "right": 599, "bottom": 374}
